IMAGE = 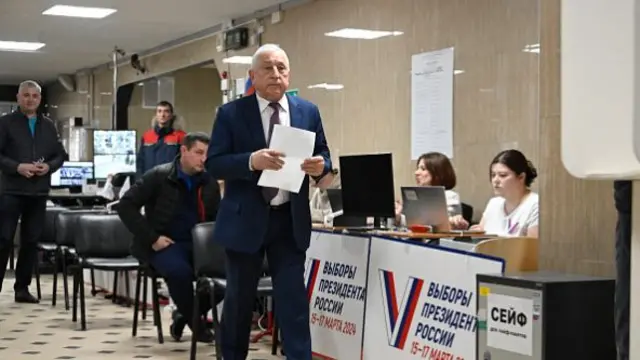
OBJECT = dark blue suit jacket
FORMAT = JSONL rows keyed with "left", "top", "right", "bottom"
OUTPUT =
{"left": 206, "top": 93, "right": 331, "bottom": 253}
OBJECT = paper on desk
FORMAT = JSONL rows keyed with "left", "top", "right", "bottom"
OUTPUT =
{"left": 258, "top": 124, "right": 315, "bottom": 193}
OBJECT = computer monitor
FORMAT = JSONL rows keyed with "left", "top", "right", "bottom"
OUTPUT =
{"left": 338, "top": 153, "right": 395, "bottom": 221}
{"left": 93, "top": 130, "right": 137, "bottom": 179}
{"left": 93, "top": 130, "right": 137, "bottom": 156}
{"left": 50, "top": 161, "right": 94, "bottom": 187}
{"left": 326, "top": 189, "right": 368, "bottom": 227}
{"left": 94, "top": 154, "right": 136, "bottom": 179}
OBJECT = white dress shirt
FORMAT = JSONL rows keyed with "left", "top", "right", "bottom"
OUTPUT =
{"left": 255, "top": 94, "right": 291, "bottom": 205}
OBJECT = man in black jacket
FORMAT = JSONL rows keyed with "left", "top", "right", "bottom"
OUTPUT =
{"left": 117, "top": 132, "right": 221, "bottom": 343}
{"left": 0, "top": 80, "right": 67, "bottom": 303}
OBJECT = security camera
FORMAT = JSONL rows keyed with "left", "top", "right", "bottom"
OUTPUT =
{"left": 130, "top": 54, "right": 147, "bottom": 74}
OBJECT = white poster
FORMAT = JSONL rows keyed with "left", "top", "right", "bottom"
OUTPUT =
{"left": 486, "top": 293, "right": 534, "bottom": 356}
{"left": 411, "top": 47, "right": 455, "bottom": 159}
{"left": 305, "top": 231, "right": 370, "bottom": 360}
{"left": 363, "top": 236, "right": 504, "bottom": 360}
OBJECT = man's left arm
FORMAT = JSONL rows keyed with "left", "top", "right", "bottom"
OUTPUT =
{"left": 311, "top": 106, "right": 332, "bottom": 182}
{"left": 46, "top": 121, "right": 68, "bottom": 173}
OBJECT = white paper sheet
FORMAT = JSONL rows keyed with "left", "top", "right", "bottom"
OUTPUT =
{"left": 486, "top": 293, "right": 534, "bottom": 356}
{"left": 258, "top": 124, "right": 315, "bottom": 193}
{"left": 411, "top": 47, "right": 455, "bottom": 159}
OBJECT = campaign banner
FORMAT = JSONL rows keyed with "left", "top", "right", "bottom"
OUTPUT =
{"left": 363, "top": 236, "right": 504, "bottom": 360}
{"left": 306, "top": 231, "right": 370, "bottom": 360}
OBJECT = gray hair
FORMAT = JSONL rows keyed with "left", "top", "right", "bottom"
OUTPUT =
{"left": 18, "top": 80, "right": 41, "bottom": 93}
{"left": 251, "top": 44, "right": 289, "bottom": 70}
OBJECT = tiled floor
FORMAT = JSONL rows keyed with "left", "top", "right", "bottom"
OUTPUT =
{"left": 0, "top": 271, "right": 282, "bottom": 359}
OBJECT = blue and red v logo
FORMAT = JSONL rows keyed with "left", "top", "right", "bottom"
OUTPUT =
{"left": 378, "top": 269, "right": 424, "bottom": 350}
{"left": 305, "top": 258, "right": 322, "bottom": 302}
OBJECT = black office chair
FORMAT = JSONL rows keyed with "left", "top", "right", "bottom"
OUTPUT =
{"left": 71, "top": 213, "right": 139, "bottom": 331}
{"left": 132, "top": 264, "right": 165, "bottom": 344}
{"left": 461, "top": 202, "right": 474, "bottom": 224}
{"left": 189, "top": 222, "right": 279, "bottom": 360}
{"left": 35, "top": 206, "right": 69, "bottom": 300}
{"left": 53, "top": 209, "right": 106, "bottom": 309}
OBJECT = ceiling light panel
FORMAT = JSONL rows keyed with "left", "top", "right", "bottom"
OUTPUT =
{"left": 42, "top": 5, "right": 117, "bottom": 19}
{"left": 308, "top": 83, "right": 344, "bottom": 90}
{"left": 324, "top": 28, "right": 404, "bottom": 40}
{"left": 0, "top": 41, "right": 45, "bottom": 52}
{"left": 222, "top": 56, "right": 253, "bottom": 65}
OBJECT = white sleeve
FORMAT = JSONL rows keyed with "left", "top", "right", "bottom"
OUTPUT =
{"left": 446, "top": 191, "right": 461, "bottom": 205}
{"left": 482, "top": 198, "right": 494, "bottom": 219}
{"left": 400, "top": 213, "right": 407, "bottom": 227}
{"left": 446, "top": 191, "right": 462, "bottom": 216}
{"left": 526, "top": 201, "right": 539, "bottom": 228}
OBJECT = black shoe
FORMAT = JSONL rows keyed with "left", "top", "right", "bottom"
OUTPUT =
{"left": 170, "top": 311, "right": 187, "bottom": 342}
{"left": 194, "top": 327, "right": 215, "bottom": 343}
{"left": 15, "top": 290, "right": 39, "bottom": 304}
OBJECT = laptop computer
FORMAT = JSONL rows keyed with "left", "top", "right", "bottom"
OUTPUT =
{"left": 326, "top": 189, "right": 368, "bottom": 228}
{"left": 401, "top": 186, "right": 450, "bottom": 230}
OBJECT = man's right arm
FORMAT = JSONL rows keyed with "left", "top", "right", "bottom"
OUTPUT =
{"left": 206, "top": 106, "right": 255, "bottom": 181}
{"left": 0, "top": 118, "right": 19, "bottom": 174}
{"left": 116, "top": 169, "right": 160, "bottom": 249}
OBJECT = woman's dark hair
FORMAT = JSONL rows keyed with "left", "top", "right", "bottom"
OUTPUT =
{"left": 490, "top": 149, "right": 538, "bottom": 187}
{"left": 416, "top": 152, "right": 457, "bottom": 190}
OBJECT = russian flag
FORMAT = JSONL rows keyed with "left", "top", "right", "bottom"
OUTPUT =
{"left": 244, "top": 76, "right": 255, "bottom": 96}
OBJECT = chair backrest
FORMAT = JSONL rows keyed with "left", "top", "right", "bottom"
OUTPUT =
{"left": 474, "top": 236, "right": 539, "bottom": 273}
{"left": 192, "top": 222, "right": 226, "bottom": 278}
{"left": 75, "top": 213, "right": 133, "bottom": 258}
{"left": 461, "top": 202, "right": 474, "bottom": 223}
{"left": 42, "top": 207, "right": 70, "bottom": 244}
{"left": 55, "top": 209, "right": 108, "bottom": 247}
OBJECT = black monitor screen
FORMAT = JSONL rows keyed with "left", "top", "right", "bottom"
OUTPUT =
{"left": 339, "top": 153, "right": 395, "bottom": 218}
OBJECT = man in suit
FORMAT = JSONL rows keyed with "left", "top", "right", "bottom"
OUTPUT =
{"left": 207, "top": 44, "right": 331, "bottom": 359}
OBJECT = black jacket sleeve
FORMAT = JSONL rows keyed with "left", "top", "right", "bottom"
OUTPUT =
{"left": 117, "top": 169, "right": 161, "bottom": 249}
{"left": 136, "top": 137, "right": 145, "bottom": 177}
{"left": 46, "top": 121, "right": 68, "bottom": 173}
{"left": 203, "top": 177, "right": 221, "bottom": 222}
{"left": 0, "top": 117, "right": 19, "bottom": 174}
{"left": 614, "top": 180, "right": 633, "bottom": 215}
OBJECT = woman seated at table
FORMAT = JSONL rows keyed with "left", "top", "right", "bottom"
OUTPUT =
{"left": 470, "top": 149, "right": 539, "bottom": 237}
{"left": 310, "top": 168, "right": 340, "bottom": 223}
{"left": 395, "top": 152, "right": 468, "bottom": 229}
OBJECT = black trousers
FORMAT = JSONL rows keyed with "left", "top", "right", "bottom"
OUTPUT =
{"left": 149, "top": 242, "right": 223, "bottom": 327}
{"left": 220, "top": 206, "right": 311, "bottom": 360}
{"left": 614, "top": 181, "right": 631, "bottom": 360}
{"left": 0, "top": 194, "right": 47, "bottom": 293}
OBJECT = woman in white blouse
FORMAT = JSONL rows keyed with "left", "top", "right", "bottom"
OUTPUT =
{"left": 395, "top": 152, "right": 468, "bottom": 229}
{"left": 470, "top": 149, "right": 539, "bottom": 238}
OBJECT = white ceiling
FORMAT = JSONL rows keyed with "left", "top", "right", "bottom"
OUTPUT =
{"left": 0, "top": 0, "right": 290, "bottom": 84}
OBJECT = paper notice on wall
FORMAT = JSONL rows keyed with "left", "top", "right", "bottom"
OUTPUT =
{"left": 411, "top": 47, "right": 455, "bottom": 159}
{"left": 486, "top": 293, "right": 534, "bottom": 356}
